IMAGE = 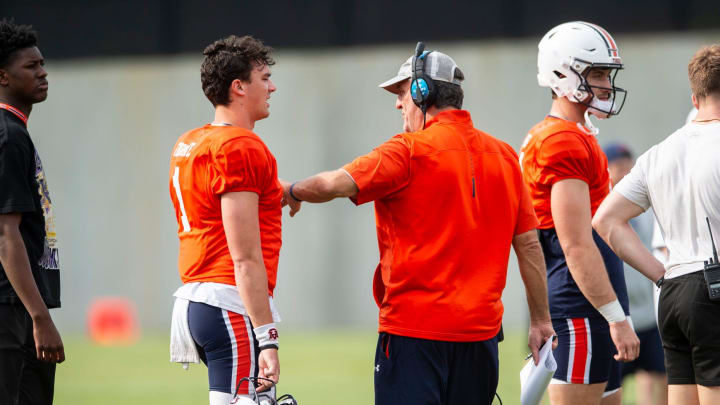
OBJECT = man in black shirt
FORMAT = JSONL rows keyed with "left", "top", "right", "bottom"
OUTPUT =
{"left": 0, "top": 19, "right": 64, "bottom": 404}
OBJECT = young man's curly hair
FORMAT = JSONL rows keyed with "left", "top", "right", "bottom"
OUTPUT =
{"left": 201, "top": 35, "right": 275, "bottom": 107}
{"left": 0, "top": 19, "right": 37, "bottom": 68}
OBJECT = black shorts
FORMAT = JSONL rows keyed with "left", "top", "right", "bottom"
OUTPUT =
{"left": 374, "top": 332, "right": 499, "bottom": 405}
{"left": 0, "top": 304, "right": 56, "bottom": 405}
{"left": 658, "top": 271, "right": 720, "bottom": 386}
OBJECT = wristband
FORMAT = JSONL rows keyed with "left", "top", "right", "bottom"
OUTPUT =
{"left": 289, "top": 182, "right": 302, "bottom": 202}
{"left": 259, "top": 344, "right": 278, "bottom": 352}
{"left": 597, "top": 299, "right": 626, "bottom": 324}
{"left": 254, "top": 323, "right": 279, "bottom": 349}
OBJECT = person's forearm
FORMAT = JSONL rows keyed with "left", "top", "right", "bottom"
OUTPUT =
{"left": 234, "top": 259, "right": 274, "bottom": 327}
{"left": 514, "top": 233, "right": 551, "bottom": 323}
{"left": 291, "top": 170, "right": 357, "bottom": 203}
{"left": 594, "top": 219, "right": 665, "bottom": 283}
{"left": 0, "top": 228, "right": 51, "bottom": 321}
{"left": 564, "top": 243, "right": 619, "bottom": 309}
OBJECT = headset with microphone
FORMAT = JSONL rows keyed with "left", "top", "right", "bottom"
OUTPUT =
{"left": 411, "top": 42, "right": 436, "bottom": 117}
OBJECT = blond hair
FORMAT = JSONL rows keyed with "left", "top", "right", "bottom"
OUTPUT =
{"left": 688, "top": 45, "right": 720, "bottom": 99}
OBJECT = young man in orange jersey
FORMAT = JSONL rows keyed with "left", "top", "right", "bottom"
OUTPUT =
{"left": 519, "top": 22, "right": 639, "bottom": 405}
{"left": 0, "top": 19, "right": 64, "bottom": 405}
{"left": 168, "top": 35, "right": 283, "bottom": 405}
{"left": 285, "top": 43, "right": 555, "bottom": 405}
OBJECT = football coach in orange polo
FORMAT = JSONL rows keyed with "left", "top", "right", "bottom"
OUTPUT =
{"left": 284, "top": 43, "right": 555, "bottom": 405}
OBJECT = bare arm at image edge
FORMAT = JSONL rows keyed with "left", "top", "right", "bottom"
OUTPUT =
{"left": 513, "top": 229, "right": 556, "bottom": 364}
{"left": 0, "top": 213, "right": 64, "bottom": 363}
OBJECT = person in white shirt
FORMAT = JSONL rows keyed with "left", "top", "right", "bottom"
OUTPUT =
{"left": 593, "top": 44, "right": 720, "bottom": 405}
{"left": 603, "top": 142, "right": 667, "bottom": 405}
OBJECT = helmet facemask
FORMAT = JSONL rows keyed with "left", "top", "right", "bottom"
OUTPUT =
{"left": 569, "top": 61, "right": 627, "bottom": 119}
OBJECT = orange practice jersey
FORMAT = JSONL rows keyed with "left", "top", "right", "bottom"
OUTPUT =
{"left": 343, "top": 110, "right": 539, "bottom": 342}
{"left": 520, "top": 116, "right": 611, "bottom": 229}
{"left": 169, "top": 125, "right": 282, "bottom": 295}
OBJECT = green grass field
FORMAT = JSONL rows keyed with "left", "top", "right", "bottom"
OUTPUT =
{"left": 54, "top": 329, "right": 637, "bottom": 405}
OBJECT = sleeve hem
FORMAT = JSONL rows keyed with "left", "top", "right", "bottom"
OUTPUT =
{"left": 217, "top": 186, "right": 262, "bottom": 196}
{"left": 514, "top": 218, "right": 540, "bottom": 236}
{"left": 0, "top": 204, "right": 36, "bottom": 214}
{"left": 614, "top": 188, "right": 651, "bottom": 211}
{"left": 342, "top": 166, "right": 368, "bottom": 206}
{"left": 548, "top": 175, "right": 590, "bottom": 186}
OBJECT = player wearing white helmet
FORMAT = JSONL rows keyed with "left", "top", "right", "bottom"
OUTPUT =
{"left": 536, "top": 21, "right": 627, "bottom": 123}
{"left": 520, "top": 22, "right": 639, "bottom": 405}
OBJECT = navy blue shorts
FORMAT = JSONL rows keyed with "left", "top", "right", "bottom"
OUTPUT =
{"left": 187, "top": 301, "right": 259, "bottom": 395}
{"left": 621, "top": 326, "right": 666, "bottom": 377}
{"left": 551, "top": 317, "right": 621, "bottom": 392}
{"left": 374, "top": 332, "right": 499, "bottom": 405}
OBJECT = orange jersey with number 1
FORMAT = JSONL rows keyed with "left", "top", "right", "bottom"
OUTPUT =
{"left": 168, "top": 125, "right": 282, "bottom": 295}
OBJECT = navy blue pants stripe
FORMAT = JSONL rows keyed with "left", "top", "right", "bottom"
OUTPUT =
{"left": 552, "top": 317, "right": 621, "bottom": 391}
{"left": 187, "top": 301, "right": 259, "bottom": 395}
{"left": 374, "top": 332, "right": 499, "bottom": 405}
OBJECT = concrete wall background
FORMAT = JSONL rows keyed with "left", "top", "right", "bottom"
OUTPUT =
{"left": 27, "top": 31, "right": 717, "bottom": 333}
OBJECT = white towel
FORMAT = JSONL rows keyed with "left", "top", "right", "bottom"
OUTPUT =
{"left": 170, "top": 297, "right": 200, "bottom": 369}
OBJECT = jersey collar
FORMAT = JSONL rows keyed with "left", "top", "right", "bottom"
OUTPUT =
{"left": 0, "top": 103, "right": 28, "bottom": 125}
{"left": 423, "top": 109, "right": 472, "bottom": 129}
{"left": 546, "top": 114, "right": 596, "bottom": 136}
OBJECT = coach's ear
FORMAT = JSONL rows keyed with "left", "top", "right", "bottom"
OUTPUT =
{"left": 0, "top": 68, "right": 8, "bottom": 87}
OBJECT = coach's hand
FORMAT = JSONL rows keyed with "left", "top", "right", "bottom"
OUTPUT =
{"left": 528, "top": 320, "right": 556, "bottom": 365}
{"left": 32, "top": 313, "right": 65, "bottom": 363}
{"left": 279, "top": 180, "right": 302, "bottom": 217}
{"left": 257, "top": 348, "right": 279, "bottom": 392}
{"left": 609, "top": 319, "right": 639, "bottom": 362}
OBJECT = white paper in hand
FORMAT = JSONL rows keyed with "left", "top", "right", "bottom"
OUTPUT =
{"left": 520, "top": 337, "right": 557, "bottom": 405}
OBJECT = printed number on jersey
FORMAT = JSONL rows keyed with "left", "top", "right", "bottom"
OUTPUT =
{"left": 172, "top": 166, "right": 191, "bottom": 232}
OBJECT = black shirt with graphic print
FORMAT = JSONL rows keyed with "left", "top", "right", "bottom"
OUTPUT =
{"left": 0, "top": 108, "right": 60, "bottom": 308}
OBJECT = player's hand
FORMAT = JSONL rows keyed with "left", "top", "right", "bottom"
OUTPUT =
{"left": 32, "top": 313, "right": 65, "bottom": 363}
{"left": 257, "top": 348, "right": 279, "bottom": 392}
{"left": 609, "top": 319, "right": 639, "bottom": 362}
{"left": 528, "top": 320, "right": 556, "bottom": 365}
{"left": 279, "top": 180, "right": 302, "bottom": 217}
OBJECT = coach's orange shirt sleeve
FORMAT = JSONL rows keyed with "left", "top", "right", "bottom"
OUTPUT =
{"left": 211, "top": 138, "right": 268, "bottom": 195}
{"left": 515, "top": 181, "right": 540, "bottom": 235}
{"left": 343, "top": 135, "right": 412, "bottom": 205}
{"left": 534, "top": 132, "right": 592, "bottom": 186}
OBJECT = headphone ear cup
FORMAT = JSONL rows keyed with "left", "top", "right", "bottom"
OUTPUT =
{"left": 422, "top": 75, "right": 436, "bottom": 106}
{"left": 411, "top": 76, "right": 436, "bottom": 109}
{"left": 411, "top": 78, "right": 427, "bottom": 105}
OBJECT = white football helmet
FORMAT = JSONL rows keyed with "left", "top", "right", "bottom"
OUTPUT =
{"left": 229, "top": 377, "right": 297, "bottom": 405}
{"left": 537, "top": 21, "right": 627, "bottom": 118}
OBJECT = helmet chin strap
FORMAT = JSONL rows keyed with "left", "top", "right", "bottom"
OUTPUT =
{"left": 583, "top": 110, "right": 600, "bottom": 136}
